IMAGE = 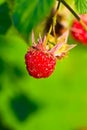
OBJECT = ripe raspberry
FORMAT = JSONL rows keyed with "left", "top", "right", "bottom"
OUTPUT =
{"left": 25, "top": 31, "right": 75, "bottom": 78}
{"left": 71, "top": 14, "right": 87, "bottom": 44}
{"left": 25, "top": 49, "right": 56, "bottom": 78}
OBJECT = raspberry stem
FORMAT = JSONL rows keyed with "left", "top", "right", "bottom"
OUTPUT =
{"left": 57, "top": 0, "right": 87, "bottom": 31}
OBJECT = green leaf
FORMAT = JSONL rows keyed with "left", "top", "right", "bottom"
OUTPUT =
{"left": 0, "top": 2, "right": 12, "bottom": 34}
{"left": 13, "top": 0, "right": 55, "bottom": 40}
{"left": 75, "top": 0, "right": 87, "bottom": 14}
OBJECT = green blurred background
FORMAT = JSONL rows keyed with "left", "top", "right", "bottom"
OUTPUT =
{"left": 0, "top": 0, "right": 87, "bottom": 130}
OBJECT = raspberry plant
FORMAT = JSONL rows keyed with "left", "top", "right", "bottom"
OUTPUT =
{"left": 1, "top": 1, "right": 87, "bottom": 130}
{"left": 15, "top": 0, "right": 87, "bottom": 78}
{"left": 1, "top": 0, "right": 87, "bottom": 78}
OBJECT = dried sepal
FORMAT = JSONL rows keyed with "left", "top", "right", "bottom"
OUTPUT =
{"left": 48, "top": 30, "right": 76, "bottom": 59}
{"left": 31, "top": 29, "right": 76, "bottom": 60}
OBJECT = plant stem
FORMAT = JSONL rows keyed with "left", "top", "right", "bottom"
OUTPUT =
{"left": 58, "top": 0, "right": 80, "bottom": 21}
{"left": 57, "top": 0, "right": 61, "bottom": 10}
{"left": 57, "top": 0, "right": 87, "bottom": 31}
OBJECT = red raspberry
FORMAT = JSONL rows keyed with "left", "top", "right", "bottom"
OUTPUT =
{"left": 71, "top": 14, "right": 87, "bottom": 44}
{"left": 25, "top": 31, "right": 75, "bottom": 79}
{"left": 25, "top": 48, "right": 56, "bottom": 78}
